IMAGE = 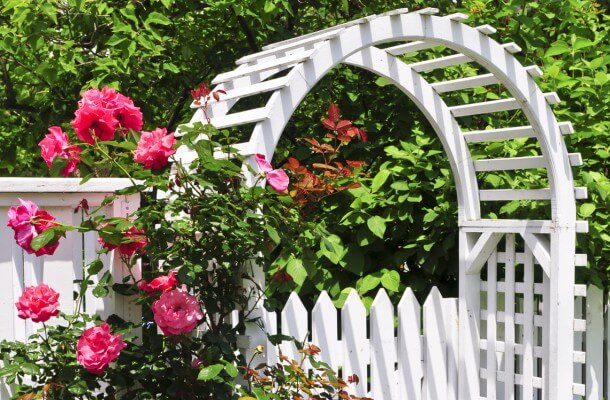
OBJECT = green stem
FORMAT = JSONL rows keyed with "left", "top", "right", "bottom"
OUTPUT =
{"left": 94, "top": 141, "right": 138, "bottom": 186}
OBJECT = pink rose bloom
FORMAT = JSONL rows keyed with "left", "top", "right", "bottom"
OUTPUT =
{"left": 152, "top": 289, "right": 203, "bottom": 335}
{"left": 134, "top": 128, "right": 176, "bottom": 170}
{"left": 70, "top": 103, "right": 118, "bottom": 145}
{"left": 138, "top": 271, "right": 178, "bottom": 294}
{"left": 98, "top": 224, "right": 147, "bottom": 257}
{"left": 38, "top": 126, "right": 82, "bottom": 176}
{"left": 7, "top": 199, "right": 61, "bottom": 256}
{"left": 77, "top": 87, "right": 143, "bottom": 134}
{"left": 15, "top": 283, "right": 60, "bottom": 323}
{"left": 255, "top": 154, "right": 290, "bottom": 193}
{"left": 77, "top": 323, "right": 126, "bottom": 374}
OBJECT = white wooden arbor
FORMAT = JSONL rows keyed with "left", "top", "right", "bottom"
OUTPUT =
{"left": 185, "top": 8, "right": 586, "bottom": 400}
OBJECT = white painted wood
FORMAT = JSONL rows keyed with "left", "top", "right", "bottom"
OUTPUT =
{"left": 522, "top": 232, "right": 551, "bottom": 276}
{"left": 207, "top": 107, "right": 269, "bottom": 129}
{"left": 281, "top": 291, "right": 308, "bottom": 362}
{"left": 387, "top": 24, "right": 496, "bottom": 56}
{"left": 212, "top": 49, "right": 317, "bottom": 84}
{"left": 262, "top": 307, "right": 279, "bottom": 365}
{"left": 450, "top": 98, "right": 522, "bottom": 117}
{"left": 370, "top": 289, "right": 397, "bottom": 399}
{"left": 459, "top": 231, "right": 482, "bottom": 399}
{"left": 463, "top": 126, "right": 536, "bottom": 142}
{"left": 522, "top": 248, "right": 535, "bottom": 400}
{"left": 504, "top": 234, "right": 516, "bottom": 400}
{"left": 397, "top": 288, "right": 423, "bottom": 400}
{"left": 486, "top": 250, "right": 498, "bottom": 398}
{"left": 409, "top": 54, "right": 471, "bottom": 73}
{"left": 431, "top": 73, "right": 499, "bottom": 93}
{"left": 312, "top": 291, "right": 340, "bottom": 370}
{"left": 479, "top": 187, "right": 587, "bottom": 201}
{"left": 236, "top": 29, "right": 345, "bottom": 65}
{"left": 414, "top": 7, "right": 439, "bottom": 15}
{"left": 502, "top": 42, "right": 522, "bottom": 53}
{"left": 41, "top": 207, "right": 76, "bottom": 323}
{"left": 423, "top": 287, "right": 447, "bottom": 400}
{"left": 0, "top": 209, "right": 17, "bottom": 342}
{"left": 444, "top": 298, "right": 459, "bottom": 400}
{"left": 0, "top": 178, "right": 133, "bottom": 193}
{"left": 559, "top": 121, "right": 574, "bottom": 135}
{"left": 585, "top": 286, "right": 603, "bottom": 399}
{"left": 342, "top": 291, "right": 368, "bottom": 396}
{"left": 206, "top": 76, "right": 291, "bottom": 104}
{"left": 460, "top": 219, "right": 589, "bottom": 234}
{"left": 464, "top": 232, "right": 504, "bottom": 275}
{"left": 473, "top": 153, "right": 582, "bottom": 172}
{"left": 443, "top": 13, "right": 469, "bottom": 22}
{"left": 450, "top": 93, "right": 558, "bottom": 117}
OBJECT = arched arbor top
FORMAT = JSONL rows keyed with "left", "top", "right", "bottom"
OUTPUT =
{"left": 185, "top": 7, "right": 583, "bottom": 226}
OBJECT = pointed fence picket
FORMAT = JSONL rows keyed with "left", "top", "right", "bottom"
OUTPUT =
{"left": 263, "top": 287, "right": 460, "bottom": 399}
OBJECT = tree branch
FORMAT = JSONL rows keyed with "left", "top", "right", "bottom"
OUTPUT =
{"left": 167, "top": 87, "right": 191, "bottom": 132}
{"left": 231, "top": 8, "right": 260, "bottom": 53}
{"left": 0, "top": 57, "right": 37, "bottom": 113}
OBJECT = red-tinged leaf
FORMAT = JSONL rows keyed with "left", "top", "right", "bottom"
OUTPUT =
{"left": 304, "top": 138, "right": 321, "bottom": 147}
{"left": 284, "top": 157, "right": 301, "bottom": 171}
{"left": 337, "top": 134, "right": 352, "bottom": 143}
{"left": 346, "top": 160, "right": 365, "bottom": 168}
{"left": 327, "top": 103, "right": 340, "bottom": 122}
{"left": 216, "top": 89, "right": 227, "bottom": 95}
{"left": 335, "top": 119, "right": 352, "bottom": 132}
{"left": 357, "top": 128, "right": 368, "bottom": 142}
{"left": 319, "top": 144, "right": 336, "bottom": 153}
{"left": 322, "top": 118, "right": 336, "bottom": 131}
{"left": 325, "top": 133, "right": 336, "bottom": 139}
{"left": 212, "top": 91, "right": 220, "bottom": 101}
{"left": 312, "top": 163, "right": 338, "bottom": 171}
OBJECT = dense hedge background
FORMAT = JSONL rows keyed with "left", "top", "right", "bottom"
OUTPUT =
{"left": 1, "top": 0, "right": 609, "bottom": 307}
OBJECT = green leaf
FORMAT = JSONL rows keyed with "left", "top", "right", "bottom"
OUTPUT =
{"left": 266, "top": 225, "right": 281, "bottom": 245}
{"left": 145, "top": 11, "right": 171, "bottom": 25}
{"left": 225, "top": 363, "right": 238, "bottom": 378}
{"left": 371, "top": 170, "right": 391, "bottom": 193}
{"left": 381, "top": 270, "right": 400, "bottom": 292}
{"left": 375, "top": 77, "right": 392, "bottom": 87}
{"left": 579, "top": 203, "right": 595, "bottom": 218}
{"left": 357, "top": 275, "right": 380, "bottom": 295}
{"left": 286, "top": 257, "right": 307, "bottom": 286}
{"left": 367, "top": 216, "right": 386, "bottom": 239}
{"left": 87, "top": 259, "right": 104, "bottom": 275}
{"left": 197, "top": 364, "right": 224, "bottom": 381}
{"left": 31, "top": 229, "right": 57, "bottom": 251}
{"left": 545, "top": 41, "right": 570, "bottom": 57}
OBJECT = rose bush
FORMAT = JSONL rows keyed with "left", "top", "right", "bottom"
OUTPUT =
{"left": 0, "top": 86, "right": 366, "bottom": 399}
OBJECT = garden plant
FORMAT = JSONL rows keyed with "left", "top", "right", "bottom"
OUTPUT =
{"left": 0, "top": 86, "right": 368, "bottom": 399}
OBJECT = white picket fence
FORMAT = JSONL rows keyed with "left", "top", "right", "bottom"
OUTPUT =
{"left": 261, "top": 288, "right": 458, "bottom": 399}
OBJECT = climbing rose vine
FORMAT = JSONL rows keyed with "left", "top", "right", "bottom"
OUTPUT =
{"left": 0, "top": 86, "right": 367, "bottom": 400}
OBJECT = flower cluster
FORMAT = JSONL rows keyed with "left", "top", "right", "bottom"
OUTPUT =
{"left": 71, "top": 87, "right": 143, "bottom": 144}
{"left": 39, "top": 87, "right": 176, "bottom": 176}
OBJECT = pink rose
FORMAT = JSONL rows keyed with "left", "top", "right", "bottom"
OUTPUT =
{"left": 255, "top": 154, "right": 290, "bottom": 193}
{"left": 15, "top": 283, "right": 60, "bottom": 323}
{"left": 98, "top": 223, "right": 147, "bottom": 257}
{"left": 134, "top": 128, "right": 176, "bottom": 169}
{"left": 138, "top": 271, "right": 178, "bottom": 294}
{"left": 81, "top": 87, "right": 143, "bottom": 134}
{"left": 152, "top": 289, "right": 203, "bottom": 336}
{"left": 38, "top": 126, "right": 82, "bottom": 176}
{"left": 77, "top": 323, "right": 126, "bottom": 374}
{"left": 7, "top": 199, "right": 61, "bottom": 256}
{"left": 70, "top": 103, "right": 118, "bottom": 144}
